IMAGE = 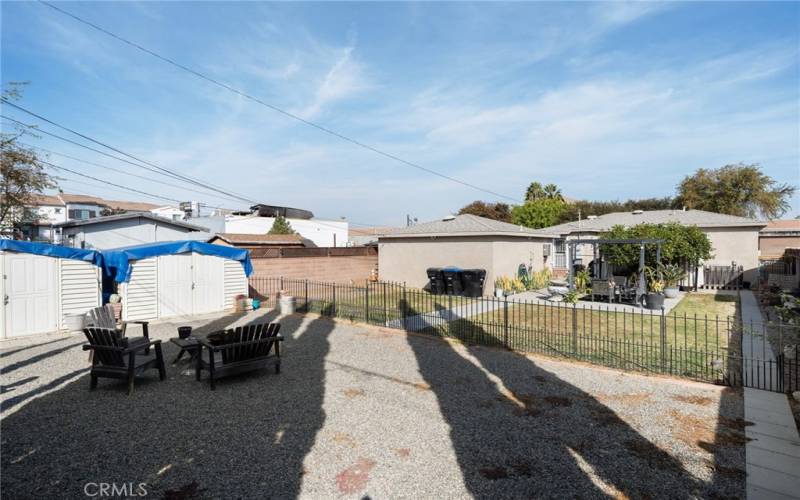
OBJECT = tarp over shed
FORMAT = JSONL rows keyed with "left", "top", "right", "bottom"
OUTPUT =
{"left": 103, "top": 241, "right": 253, "bottom": 282}
{"left": 0, "top": 239, "right": 103, "bottom": 267}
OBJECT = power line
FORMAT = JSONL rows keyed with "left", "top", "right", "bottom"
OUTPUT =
{"left": 2, "top": 115, "right": 248, "bottom": 206}
{"left": 40, "top": 160, "right": 184, "bottom": 204}
{"left": 17, "top": 140, "right": 241, "bottom": 207}
{"left": 38, "top": 0, "right": 523, "bottom": 204}
{"left": 1, "top": 100, "right": 258, "bottom": 204}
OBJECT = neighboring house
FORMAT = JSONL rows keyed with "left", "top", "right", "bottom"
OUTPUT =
{"left": 12, "top": 192, "right": 174, "bottom": 242}
{"left": 348, "top": 226, "right": 397, "bottom": 246}
{"left": 759, "top": 220, "right": 800, "bottom": 261}
{"left": 378, "top": 214, "right": 554, "bottom": 289}
{"left": 56, "top": 212, "right": 210, "bottom": 249}
{"left": 541, "top": 209, "right": 767, "bottom": 284}
{"left": 208, "top": 233, "right": 307, "bottom": 250}
{"left": 225, "top": 215, "right": 348, "bottom": 247}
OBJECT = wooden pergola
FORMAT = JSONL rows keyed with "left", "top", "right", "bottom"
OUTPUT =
{"left": 566, "top": 238, "right": 665, "bottom": 305}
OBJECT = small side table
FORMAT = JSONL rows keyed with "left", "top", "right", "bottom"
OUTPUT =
{"left": 170, "top": 337, "right": 201, "bottom": 365}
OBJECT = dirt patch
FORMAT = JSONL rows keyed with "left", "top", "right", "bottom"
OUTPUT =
{"left": 343, "top": 388, "right": 365, "bottom": 399}
{"left": 333, "top": 432, "right": 358, "bottom": 448}
{"left": 335, "top": 457, "right": 376, "bottom": 494}
{"left": 597, "top": 392, "right": 651, "bottom": 406}
{"left": 668, "top": 410, "right": 750, "bottom": 451}
{"left": 413, "top": 382, "right": 431, "bottom": 391}
{"left": 479, "top": 466, "right": 508, "bottom": 480}
{"left": 672, "top": 394, "right": 714, "bottom": 406}
{"left": 395, "top": 448, "right": 410, "bottom": 458}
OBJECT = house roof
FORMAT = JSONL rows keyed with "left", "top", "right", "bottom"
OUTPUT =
{"left": 380, "top": 214, "right": 554, "bottom": 239}
{"left": 27, "top": 192, "right": 161, "bottom": 211}
{"left": 210, "top": 233, "right": 305, "bottom": 245}
{"left": 542, "top": 209, "right": 766, "bottom": 235}
{"left": 55, "top": 212, "right": 207, "bottom": 232}
{"left": 761, "top": 219, "right": 800, "bottom": 234}
{"left": 349, "top": 226, "right": 397, "bottom": 237}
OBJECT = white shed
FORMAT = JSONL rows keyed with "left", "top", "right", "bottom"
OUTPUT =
{"left": 104, "top": 241, "right": 251, "bottom": 321}
{"left": 0, "top": 240, "right": 102, "bottom": 338}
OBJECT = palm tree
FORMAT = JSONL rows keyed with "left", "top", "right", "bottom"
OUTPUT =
{"left": 543, "top": 183, "right": 564, "bottom": 201}
{"left": 525, "top": 182, "right": 546, "bottom": 202}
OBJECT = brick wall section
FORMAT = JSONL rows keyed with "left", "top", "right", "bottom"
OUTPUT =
{"left": 250, "top": 253, "right": 378, "bottom": 284}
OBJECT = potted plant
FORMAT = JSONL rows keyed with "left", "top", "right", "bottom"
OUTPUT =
{"left": 660, "top": 264, "right": 686, "bottom": 299}
{"left": 644, "top": 267, "right": 665, "bottom": 310}
{"left": 494, "top": 277, "right": 505, "bottom": 298}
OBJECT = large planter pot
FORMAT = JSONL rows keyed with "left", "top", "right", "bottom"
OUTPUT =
{"left": 664, "top": 287, "right": 679, "bottom": 299}
{"left": 645, "top": 293, "right": 665, "bottom": 310}
{"left": 495, "top": 289, "right": 504, "bottom": 298}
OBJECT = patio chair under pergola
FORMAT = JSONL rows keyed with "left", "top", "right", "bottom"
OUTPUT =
{"left": 566, "top": 238, "right": 664, "bottom": 306}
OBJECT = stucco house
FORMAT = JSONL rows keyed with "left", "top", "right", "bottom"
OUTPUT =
{"left": 759, "top": 220, "right": 800, "bottom": 261}
{"left": 541, "top": 209, "right": 767, "bottom": 284}
{"left": 208, "top": 233, "right": 307, "bottom": 250}
{"left": 56, "top": 212, "right": 210, "bottom": 249}
{"left": 378, "top": 214, "right": 555, "bottom": 289}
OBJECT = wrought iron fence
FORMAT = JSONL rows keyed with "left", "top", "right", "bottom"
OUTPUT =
{"left": 248, "top": 276, "right": 799, "bottom": 392}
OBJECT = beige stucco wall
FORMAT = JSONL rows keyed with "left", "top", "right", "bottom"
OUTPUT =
{"left": 703, "top": 227, "right": 761, "bottom": 283}
{"left": 378, "top": 236, "right": 549, "bottom": 291}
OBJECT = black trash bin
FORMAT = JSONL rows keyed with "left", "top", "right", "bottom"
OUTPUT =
{"left": 461, "top": 269, "right": 487, "bottom": 297}
{"left": 441, "top": 267, "right": 465, "bottom": 295}
{"left": 426, "top": 268, "right": 446, "bottom": 295}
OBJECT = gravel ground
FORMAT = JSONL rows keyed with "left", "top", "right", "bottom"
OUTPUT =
{"left": 1, "top": 310, "right": 745, "bottom": 499}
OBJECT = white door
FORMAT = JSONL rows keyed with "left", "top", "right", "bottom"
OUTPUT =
{"left": 191, "top": 254, "right": 224, "bottom": 314}
{"left": 157, "top": 254, "right": 193, "bottom": 317}
{"left": 3, "top": 253, "right": 58, "bottom": 337}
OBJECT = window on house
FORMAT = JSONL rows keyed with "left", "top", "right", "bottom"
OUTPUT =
{"left": 68, "top": 209, "right": 92, "bottom": 220}
{"left": 54, "top": 208, "right": 62, "bottom": 214}
{"left": 553, "top": 239, "right": 567, "bottom": 268}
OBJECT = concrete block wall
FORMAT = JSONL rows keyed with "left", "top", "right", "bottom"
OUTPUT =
{"left": 251, "top": 254, "right": 378, "bottom": 284}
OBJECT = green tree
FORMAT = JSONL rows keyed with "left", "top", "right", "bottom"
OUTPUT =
{"left": 0, "top": 83, "right": 56, "bottom": 230}
{"left": 675, "top": 164, "right": 795, "bottom": 219}
{"left": 511, "top": 198, "right": 567, "bottom": 229}
{"left": 600, "top": 223, "right": 713, "bottom": 271}
{"left": 268, "top": 215, "right": 296, "bottom": 235}
{"left": 525, "top": 182, "right": 546, "bottom": 202}
{"left": 457, "top": 200, "right": 512, "bottom": 222}
{"left": 543, "top": 183, "right": 563, "bottom": 201}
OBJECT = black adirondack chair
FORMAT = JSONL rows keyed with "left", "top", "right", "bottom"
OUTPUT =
{"left": 196, "top": 323, "right": 282, "bottom": 390}
{"left": 86, "top": 304, "right": 150, "bottom": 341}
{"left": 83, "top": 327, "right": 165, "bottom": 395}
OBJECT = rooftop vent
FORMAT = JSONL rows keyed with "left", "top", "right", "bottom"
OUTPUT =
{"left": 442, "top": 214, "right": 456, "bottom": 221}
{"left": 632, "top": 210, "right": 644, "bottom": 215}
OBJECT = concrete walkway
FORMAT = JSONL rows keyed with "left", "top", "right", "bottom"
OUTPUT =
{"left": 740, "top": 290, "right": 800, "bottom": 499}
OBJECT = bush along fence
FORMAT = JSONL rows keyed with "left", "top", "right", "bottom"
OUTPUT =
{"left": 248, "top": 276, "right": 799, "bottom": 392}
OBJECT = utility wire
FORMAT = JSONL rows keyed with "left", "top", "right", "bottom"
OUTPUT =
{"left": 41, "top": 160, "right": 184, "bottom": 204}
{"left": 1, "top": 100, "right": 258, "bottom": 204}
{"left": 2, "top": 115, "right": 248, "bottom": 206}
{"left": 17, "top": 140, "right": 242, "bottom": 207}
{"left": 38, "top": 0, "right": 522, "bottom": 204}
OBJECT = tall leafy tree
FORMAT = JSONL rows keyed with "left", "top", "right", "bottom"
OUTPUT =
{"left": 268, "top": 215, "right": 296, "bottom": 235}
{"left": 675, "top": 164, "right": 795, "bottom": 219}
{"left": 511, "top": 198, "right": 567, "bottom": 229}
{"left": 457, "top": 201, "right": 512, "bottom": 222}
{"left": 0, "top": 84, "right": 56, "bottom": 231}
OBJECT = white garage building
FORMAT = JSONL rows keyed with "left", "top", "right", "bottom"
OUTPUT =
{"left": 0, "top": 240, "right": 102, "bottom": 338}
{"left": 103, "top": 241, "right": 252, "bottom": 321}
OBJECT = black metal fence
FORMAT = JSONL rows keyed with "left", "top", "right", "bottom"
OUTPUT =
{"left": 248, "top": 276, "right": 799, "bottom": 392}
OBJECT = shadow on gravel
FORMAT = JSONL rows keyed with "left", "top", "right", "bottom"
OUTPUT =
{"left": 0, "top": 340, "right": 86, "bottom": 375}
{"left": 402, "top": 300, "right": 743, "bottom": 499}
{"left": 0, "top": 309, "right": 333, "bottom": 499}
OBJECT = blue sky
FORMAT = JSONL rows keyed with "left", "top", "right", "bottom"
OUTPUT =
{"left": 2, "top": 1, "right": 798, "bottom": 225}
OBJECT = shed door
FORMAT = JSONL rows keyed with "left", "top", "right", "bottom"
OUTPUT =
{"left": 3, "top": 253, "right": 58, "bottom": 337}
{"left": 192, "top": 254, "right": 224, "bottom": 314}
{"left": 157, "top": 254, "right": 193, "bottom": 317}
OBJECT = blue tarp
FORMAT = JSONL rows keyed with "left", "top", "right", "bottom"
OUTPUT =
{"left": 102, "top": 241, "right": 253, "bottom": 283}
{"left": 0, "top": 239, "right": 104, "bottom": 267}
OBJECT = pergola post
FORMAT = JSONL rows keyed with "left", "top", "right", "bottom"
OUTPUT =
{"left": 567, "top": 241, "right": 575, "bottom": 290}
{"left": 637, "top": 243, "right": 646, "bottom": 306}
